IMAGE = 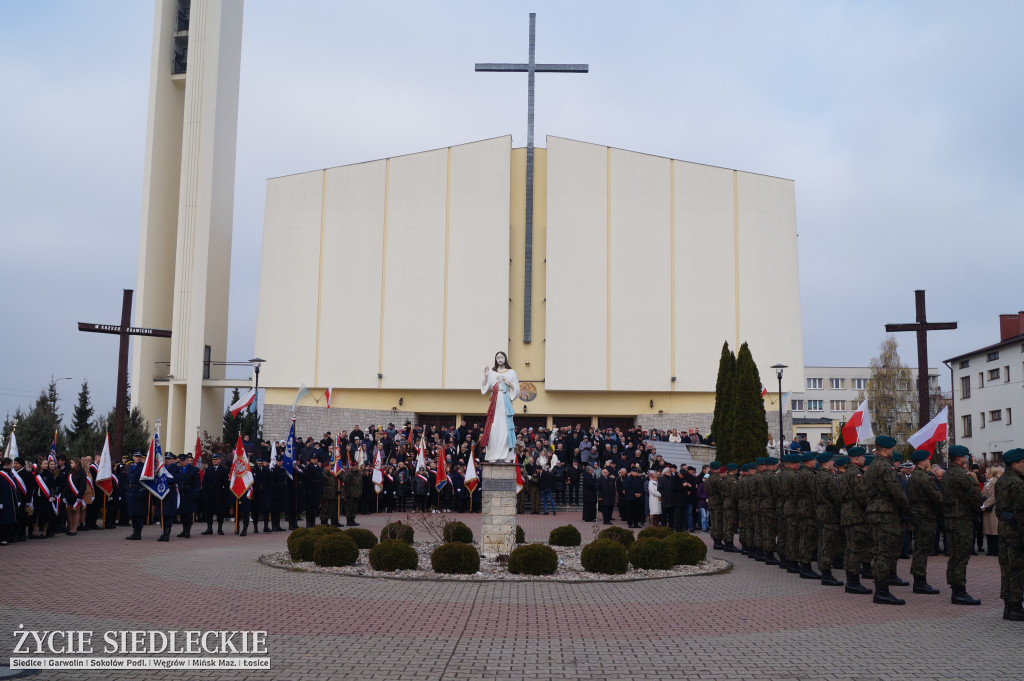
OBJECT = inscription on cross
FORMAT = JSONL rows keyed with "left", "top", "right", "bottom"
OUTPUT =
{"left": 78, "top": 289, "right": 171, "bottom": 460}
{"left": 476, "top": 13, "right": 588, "bottom": 343}
{"left": 885, "top": 289, "right": 956, "bottom": 431}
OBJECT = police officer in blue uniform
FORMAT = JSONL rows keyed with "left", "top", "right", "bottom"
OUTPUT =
{"left": 175, "top": 453, "right": 201, "bottom": 538}
{"left": 201, "top": 453, "right": 228, "bottom": 535}
{"left": 157, "top": 452, "right": 179, "bottom": 542}
{"left": 125, "top": 451, "right": 147, "bottom": 540}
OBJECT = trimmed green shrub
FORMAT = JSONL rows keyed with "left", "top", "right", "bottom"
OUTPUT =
{"left": 628, "top": 537, "right": 675, "bottom": 570}
{"left": 665, "top": 532, "right": 708, "bottom": 565}
{"left": 286, "top": 527, "right": 310, "bottom": 556}
{"left": 343, "top": 527, "right": 378, "bottom": 549}
{"left": 288, "top": 533, "right": 319, "bottom": 563}
{"left": 548, "top": 524, "right": 582, "bottom": 546}
{"left": 380, "top": 521, "right": 414, "bottom": 544}
{"left": 507, "top": 543, "right": 558, "bottom": 575}
{"left": 308, "top": 524, "right": 342, "bottom": 537}
{"left": 442, "top": 521, "right": 474, "bottom": 544}
{"left": 515, "top": 525, "right": 525, "bottom": 544}
{"left": 313, "top": 533, "right": 359, "bottom": 567}
{"left": 580, "top": 539, "right": 629, "bottom": 575}
{"left": 638, "top": 526, "right": 674, "bottom": 540}
{"left": 369, "top": 539, "right": 419, "bottom": 571}
{"left": 598, "top": 525, "right": 634, "bottom": 549}
{"left": 431, "top": 542, "right": 481, "bottom": 574}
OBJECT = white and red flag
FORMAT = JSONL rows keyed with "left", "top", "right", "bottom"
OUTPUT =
{"left": 515, "top": 464, "right": 524, "bottom": 494}
{"left": 229, "top": 389, "right": 256, "bottom": 417}
{"left": 435, "top": 446, "right": 448, "bottom": 492}
{"left": 908, "top": 406, "right": 949, "bottom": 454}
{"left": 415, "top": 437, "right": 426, "bottom": 473}
{"left": 842, "top": 398, "right": 875, "bottom": 446}
{"left": 229, "top": 435, "right": 254, "bottom": 499}
{"left": 194, "top": 433, "right": 205, "bottom": 482}
{"left": 324, "top": 386, "right": 333, "bottom": 408}
{"left": 94, "top": 431, "right": 114, "bottom": 497}
{"left": 464, "top": 451, "right": 479, "bottom": 495}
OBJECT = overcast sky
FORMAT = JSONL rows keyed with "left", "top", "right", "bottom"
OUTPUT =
{"left": 2, "top": 1, "right": 1022, "bottom": 422}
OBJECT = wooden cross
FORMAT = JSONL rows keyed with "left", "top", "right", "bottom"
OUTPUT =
{"left": 78, "top": 289, "right": 171, "bottom": 460}
{"left": 476, "top": 12, "right": 588, "bottom": 343}
{"left": 884, "top": 289, "right": 957, "bottom": 431}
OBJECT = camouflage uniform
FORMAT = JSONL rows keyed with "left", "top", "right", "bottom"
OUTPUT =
{"left": 738, "top": 471, "right": 753, "bottom": 551}
{"left": 320, "top": 468, "right": 339, "bottom": 526}
{"left": 815, "top": 465, "right": 842, "bottom": 574}
{"left": 707, "top": 470, "right": 725, "bottom": 545}
{"left": 723, "top": 471, "right": 739, "bottom": 546}
{"left": 840, "top": 460, "right": 872, "bottom": 589}
{"left": 772, "top": 466, "right": 787, "bottom": 563}
{"left": 995, "top": 459, "right": 1024, "bottom": 616}
{"left": 862, "top": 455, "right": 909, "bottom": 585}
{"left": 343, "top": 466, "right": 362, "bottom": 526}
{"left": 797, "top": 462, "right": 819, "bottom": 567}
{"left": 908, "top": 466, "right": 943, "bottom": 583}
{"left": 942, "top": 460, "right": 983, "bottom": 592}
{"left": 759, "top": 467, "right": 778, "bottom": 559}
{"left": 779, "top": 463, "right": 800, "bottom": 568}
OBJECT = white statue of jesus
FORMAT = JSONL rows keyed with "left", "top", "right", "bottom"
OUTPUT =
{"left": 480, "top": 351, "right": 519, "bottom": 461}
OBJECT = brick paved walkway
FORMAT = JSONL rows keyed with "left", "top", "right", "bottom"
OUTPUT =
{"left": 0, "top": 511, "right": 1018, "bottom": 681}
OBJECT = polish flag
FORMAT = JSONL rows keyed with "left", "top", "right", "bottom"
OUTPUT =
{"left": 464, "top": 450, "right": 479, "bottom": 495}
{"left": 371, "top": 446, "right": 384, "bottom": 488}
{"left": 760, "top": 385, "right": 768, "bottom": 397}
{"left": 415, "top": 438, "right": 426, "bottom": 473}
{"left": 842, "top": 399, "right": 875, "bottom": 446}
{"left": 324, "top": 387, "right": 332, "bottom": 408}
{"left": 435, "top": 446, "right": 448, "bottom": 492}
{"left": 194, "top": 433, "right": 205, "bottom": 482}
{"left": 229, "top": 435, "right": 254, "bottom": 499}
{"left": 94, "top": 432, "right": 114, "bottom": 497}
{"left": 229, "top": 389, "right": 256, "bottom": 417}
{"left": 908, "top": 406, "right": 949, "bottom": 454}
{"left": 515, "top": 464, "right": 524, "bottom": 494}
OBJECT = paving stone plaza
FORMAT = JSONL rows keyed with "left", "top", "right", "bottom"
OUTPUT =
{"left": 1, "top": 512, "right": 1017, "bottom": 681}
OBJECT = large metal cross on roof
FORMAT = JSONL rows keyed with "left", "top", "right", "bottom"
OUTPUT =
{"left": 476, "top": 13, "right": 588, "bottom": 343}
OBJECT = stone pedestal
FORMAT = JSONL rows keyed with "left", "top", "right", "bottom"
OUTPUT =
{"left": 480, "top": 461, "right": 518, "bottom": 558}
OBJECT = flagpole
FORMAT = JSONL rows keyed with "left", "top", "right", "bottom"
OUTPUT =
{"left": 102, "top": 494, "right": 106, "bottom": 527}
{"left": 235, "top": 498, "right": 239, "bottom": 534}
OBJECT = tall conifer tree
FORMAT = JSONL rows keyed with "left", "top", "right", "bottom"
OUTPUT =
{"left": 727, "top": 342, "right": 769, "bottom": 463}
{"left": 711, "top": 342, "right": 735, "bottom": 462}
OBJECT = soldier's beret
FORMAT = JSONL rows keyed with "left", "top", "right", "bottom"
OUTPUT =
{"left": 875, "top": 435, "right": 897, "bottom": 449}
{"left": 864, "top": 455, "right": 875, "bottom": 466}
{"left": 782, "top": 453, "right": 799, "bottom": 463}
{"left": 816, "top": 453, "right": 833, "bottom": 463}
{"left": 726, "top": 463, "right": 738, "bottom": 471}
{"left": 834, "top": 455, "right": 850, "bottom": 466}
{"left": 1003, "top": 448, "right": 1024, "bottom": 464}
{"left": 708, "top": 462, "right": 721, "bottom": 470}
{"left": 949, "top": 445, "right": 970, "bottom": 458}
{"left": 744, "top": 463, "right": 757, "bottom": 471}
{"left": 911, "top": 450, "right": 931, "bottom": 462}
{"left": 892, "top": 452, "right": 903, "bottom": 462}
{"left": 801, "top": 452, "right": 816, "bottom": 462}
{"left": 848, "top": 447, "right": 867, "bottom": 457}
{"left": 753, "top": 457, "right": 764, "bottom": 465}
{"left": 765, "top": 457, "right": 779, "bottom": 465}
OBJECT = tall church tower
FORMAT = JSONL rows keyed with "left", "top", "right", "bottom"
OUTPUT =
{"left": 131, "top": 0, "right": 244, "bottom": 453}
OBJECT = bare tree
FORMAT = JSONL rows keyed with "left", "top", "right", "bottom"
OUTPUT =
{"left": 858, "top": 336, "right": 917, "bottom": 444}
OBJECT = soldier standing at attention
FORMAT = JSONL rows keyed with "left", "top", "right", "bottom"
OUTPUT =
{"left": 125, "top": 451, "right": 147, "bottom": 541}
{"left": 201, "top": 453, "right": 228, "bottom": 536}
{"left": 814, "top": 452, "right": 843, "bottom": 586}
{"left": 722, "top": 463, "right": 740, "bottom": 553}
{"left": 706, "top": 462, "right": 725, "bottom": 550}
{"left": 995, "top": 448, "right": 1024, "bottom": 620}
{"left": 778, "top": 453, "right": 801, "bottom": 573}
{"left": 840, "top": 448, "right": 872, "bottom": 594}
{"left": 863, "top": 435, "right": 910, "bottom": 604}
{"left": 907, "top": 449, "right": 942, "bottom": 595}
{"left": 302, "top": 453, "right": 323, "bottom": 527}
{"left": 320, "top": 458, "right": 340, "bottom": 527}
{"left": 943, "top": 445, "right": 984, "bottom": 605}
{"left": 760, "top": 457, "right": 780, "bottom": 565}
{"left": 175, "top": 453, "right": 201, "bottom": 538}
{"left": 797, "top": 452, "right": 821, "bottom": 579}
{"left": 343, "top": 463, "right": 363, "bottom": 527}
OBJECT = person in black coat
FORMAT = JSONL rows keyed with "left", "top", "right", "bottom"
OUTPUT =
{"left": 302, "top": 453, "right": 323, "bottom": 526}
{"left": 659, "top": 464, "right": 676, "bottom": 530}
{"left": 670, "top": 467, "right": 687, "bottom": 532}
{"left": 175, "top": 453, "right": 202, "bottom": 538}
{"left": 125, "top": 451, "right": 148, "bottom": 540}
{"left": 597, "top": 468, "right": 617, "bottom": 525}
{"left": 271, "top": 459, "right": 291, "bottom": 531}
{"left": 581, "top": 465, "right": 598, "bottom": 522}
{"left": 624, "top": 469, "right": 645, "bottom": 528}
{"left": 157, "top": 452, "right": 179, "bottom": 542}
{"left": 201, "top": 453, "right": 229, "bottom": 535}
{"left": 252, "top": 456, "right": 273, "bottom": 532}
{"left": 567, "top": 461, "right": 582, "bottom": 506}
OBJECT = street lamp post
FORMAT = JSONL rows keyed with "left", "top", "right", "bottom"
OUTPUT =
{"left": 771, "top": 364, "right": 787, "bottom": 454}
{"left": 249, "top": 358, "right": 266, "bottom": 443}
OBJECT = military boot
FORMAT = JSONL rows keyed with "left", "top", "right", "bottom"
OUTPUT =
{"left": 799, "top": 562, "right": 821, "bottom": 580}
{"left": 860, "top": 562, "right": 874, "bottom": 580}
{"left": 252, "top": 519, "right": 259, "bottom": 534}
{"left": 739, "top": 544, "right": 748, "bottom": 556}
{"left": 202, "top": 522, "right": 213, "bottom": 536}
{"left": 845, "top": 572, "right": 872, "bottom": 594}
{"left": 912, "top": 576, "right": 939, "bottom": 594}
{"left": 240, "top": 517, "right": 249, "bottom": 537}
{"left": 1003, "top": 601, "right": 1024, "bottom": 621}
{"left": 264, "top": 520, "right": 272, "bottom": 532}
{"left": 764, "top": 551, "right": 779, "bottom": 566}
{"left": 713, "top": 540, "right": 725, "bottom": 551}
{"left": 177, "top": 523, "right": 191, "bottom": 539}
{"left": 887, "top": 573, "right": 909, "bottom": 587}
{"left": 950, "top": 586, "right": 981, "bottom": 605}
{"left": 819, "top": 569, "right": 843, "bottom": 586}
{"left": 872, "top": 582, "right": 905, "bottom": 605}
{"left": 753, "top": 547, "right": 765, "bottom": 562}
{"left": 786, "top": 559, "right": 801, "bottom": 574}
{"left": 217, "top": 520, "right": 225, "bottom": 535}
{"left": 157, "top": 528, "right": 170, "bottom": 542}
{"left": 723, "top": 540, "right": 737, "bottom": 553}
{"left": 346, "top": 516, "right": 360, "bottom": 527}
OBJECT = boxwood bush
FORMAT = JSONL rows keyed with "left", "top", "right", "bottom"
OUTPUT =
{"left": 598, "top": 525, "right": 634, "bottom": 549}
{"left": 548, "top": 525, "right": 582, "bottom": 546}
{"left": 637, "top": 526, "right": 674, "bottom": 540}
{"left": 580, "top": 539, "right": 629, "bottom": 575}
{"left": 343, "top": 527, "right": 378, "bottom": 549}
{"left": 431, "top": 542, "right": 481, "bottom": 574}
{"left": 288, "top": 532, "right": 319, "bottom": 563}
{"left": 313, "top": 533, "right": 359, "bottom": 567}
{"left": 507, "top": 543, "right": 558, "bottom": 575}
{"left": 627, "top": 537, "right": 675, "bottom": 570}
{"left": 369, "top": 539, "right": 419, "bottom": 571}
{"left": 380, "top": 521, "right": 414, "bottom": 544}
{"left": 442, "top": 521, "right": 474, "bottom": 544}
{"left": 665, "top": 532, "right": 708, "bottom": 565}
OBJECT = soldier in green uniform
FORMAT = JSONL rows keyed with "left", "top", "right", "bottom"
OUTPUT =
{"left": 320, "top": 460, "right": 340, "bottom": 527}
{"left": 814, "top": 452, "right": 843, "bottom": 586}
{"left": 752, "top": 458, "right": 769, "bottom": 562}
{"left": 722, "top": 463, "right": 740, "bottom": 552}
{"left": 707, "top": 462, "right": 725, "bottom": 550}
{"left": 943, "top": 444, "right": 984, "bottom": 605}
{"left": 995, "top": 448, "right": 1024, "bottom": 620}
{"left": 779, "top": 453, "right": 802, "bottom": 573}
{"left": 736, "top": 465, "right": 750, "bottom": 554}
{"left": 343, "top": 464, "right": 362, "bottom": 527}
{"left": 907, "top": 449, "right": 942, "bottom": 594}
{"left": 862, "top": 435, "right": 910, "bottom": 605}
{"left": 796, "top": 452, "right": 821, "bottom": 579}
{"left": 840, "top": 447, "right": 872, "bottom": 594}
{"left": 760, "top": 457, "right": 780, "bottom": 565}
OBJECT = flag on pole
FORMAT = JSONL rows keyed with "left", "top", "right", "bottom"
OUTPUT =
{"left": 194, "top": 433, "right": 204, "bottom": 483}
{"left": 4, "top": 430, "right": 18, "bottom": 460}
{"left": 407, "top": 425, "right": 414, "bottom": 443}
{"left": 229, "top": 389, "right": 256, "bottom": 417}
{"left": 515, "top": 464, "right": 524, "bottom": 494}
{"left": 464, "top": 453, "right": 479, "bottom": 495}
{"left": 371, "top": 446, "right": 384, "bottom": 490}
{"left": 48, "top": 430, "right": 57, "bottom": 463}
{"left": 415, "top": 437, "right": 426, "bottom": 473}
{"left": 140, "top": 430, "right": 174, "bottom": 500}
{"left": 435, "top": 445, "right": 448, "bottom": 492}
{"left": 283, "top": 418, "right": 296, "bottom": 480}
{"left": 324, "top": 386, "right": 333, "bottom": 408}
{"left": 842, "top": 398, "right": 875, "bottom": 446}
{"left": 332, "top": 444, "right": 344, "bottom": 476}
{"left": 94, "top": 431, "right": 114, "bottom": 497}
{"left": 291, "top": 384, "right": 312, "bottom": 412}
{"left": 908, "top": 406, "right": 949, "bottom": 454}
{"left": 229, "top": 435, "right": 254, "bottom": 499}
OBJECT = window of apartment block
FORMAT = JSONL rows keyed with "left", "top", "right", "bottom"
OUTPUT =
{"left": 1008, "top": 408, "right": 1013, "bottom": 425}
{"left": 990, "top": 410, "right": 1002, "bottom": 422}
{"left": 959, "top": 359, "right": 970, "bottom": 369}
{"left": 988, "top": 351, "right": 1000, "bottom": 361}
{"left": 979, "top": 372, "right": 984, "bottom": 388}
{"left": 960, "top": 375, "right": 971, "bottom": 399}
{"left": 962, "top": 414, "right": 972, "bottom": 437}
{"left": 807, "top": 400, "right": 823, "bottom": 412}
{"left": 806, "top": 378, "right": 823, "bottom": 390}
{"left": 989, "top": 368, "right": 1001, "bottom": 381}
{"left": 980, "top": 412, "right": 986, "bottom": 428}
{"left": 852, "top": 378, "right": 867, "bottom": 390}
{"left": 829, "top": 400, "right": 847, "bottom": 411}
{"left": 1005, "top": 366, "right": 1011, "bottom": 382}
{"left": 791, "top": 400, "right": 804, "bottom": 411}
{"left": 829, "top": 378, "right": 844, "bottom": 389}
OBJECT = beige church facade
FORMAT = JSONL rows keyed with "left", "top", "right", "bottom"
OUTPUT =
{"left": 254, "top": 135, "right": 804, "bottom": 440}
